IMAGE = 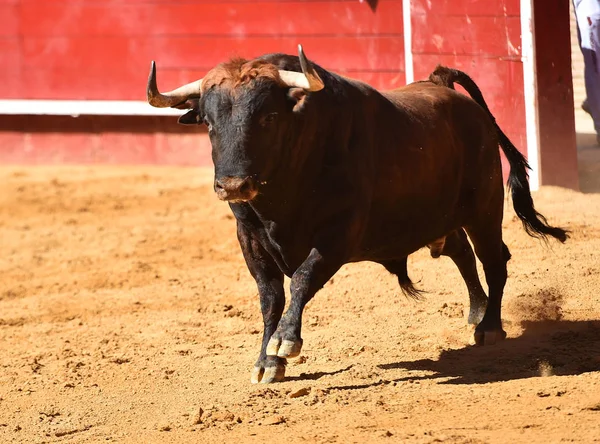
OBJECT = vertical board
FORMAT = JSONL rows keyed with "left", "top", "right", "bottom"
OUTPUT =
{"left": 410, "top": 0, "right": 527, "bottom": 174}
{"left": 533, "top": 0, "right": 578, "bottom": 189}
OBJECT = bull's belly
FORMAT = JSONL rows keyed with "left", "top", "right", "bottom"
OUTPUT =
{"left": 353, "top": 232, "right": 449, "bottom": 262}
{"left": 353, "top": 210, "right": 463, "bottom": 262}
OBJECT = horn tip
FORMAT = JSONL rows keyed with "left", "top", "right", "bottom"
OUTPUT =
{"left": 147, "top": 61, "right": 158, "bottom": 103}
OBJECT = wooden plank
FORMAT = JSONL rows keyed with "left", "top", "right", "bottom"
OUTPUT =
{"left": 0, "top": 131, "right": 26, "bottom": 163}
{"left": 533, "top": 0, "right": 578, "bottom": 189}
{"left": 22, "top": 36, "right": 404, "bottom": 71}
{"left": 0, "top": 5, "right": 19, "bottom": 36}
{"left": 411, "top": 0, "right": 520, "bottom": 17}
{"left": 412, "top": 15, "right": 521, "bottom": 57}
{"left": 0, "top": 115, "right": 212, "bottom": 166}
{"left": 17, "top": 34, "right": 404, "bottom": 99}
{"left": 0, "top": 39, "right": 22, "bottom": 99}
{"left": 21, "top": 2, "right": 404, "bottom": 37}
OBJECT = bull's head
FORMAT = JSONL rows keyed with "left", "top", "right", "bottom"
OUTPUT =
{"left": 147, "top": 45, "right": 324, "bottom": 203}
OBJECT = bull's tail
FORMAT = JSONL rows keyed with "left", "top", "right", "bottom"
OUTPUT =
{"left": 429, "top": 66, "right": 567, "bottom": 243}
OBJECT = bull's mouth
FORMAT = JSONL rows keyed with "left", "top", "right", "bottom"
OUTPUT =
{"left": 214, "top": 176, "right": 259, "bottom": 202}
{"left": 216, "top": 193, "right": 258, "bottom": 203}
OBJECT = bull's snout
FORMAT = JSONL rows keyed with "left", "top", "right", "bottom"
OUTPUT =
{"left": 214, "top": 176, "right": 258, "bottom": 202}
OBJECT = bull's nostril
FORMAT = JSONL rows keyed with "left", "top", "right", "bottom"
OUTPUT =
{"left": 214, "top": 176, "right": 256, "bottom": 201}
{"left": 239, "top": 180, "right": 251, "bottom": 195}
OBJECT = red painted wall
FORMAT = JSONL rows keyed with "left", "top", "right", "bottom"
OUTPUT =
{"left": 0, "top": 0, "right": 405, "bottom": 165}
{"left": 0, "top": 0, "right": 405, "bottom": 100}
{"left": 410, "top": 0, "right": 526, "bottom": 175}
{"left": 1, "top": 1, "right": 578, "bottom": 190}
{"left": 0, "top": 115, "right": 211, "bottom": 165}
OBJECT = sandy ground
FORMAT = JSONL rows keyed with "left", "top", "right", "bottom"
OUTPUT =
{"left": 1, "top": 164, "right": 599, "bottom": 444}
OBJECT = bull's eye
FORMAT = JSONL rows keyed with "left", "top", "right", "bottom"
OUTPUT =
{"left": 260, "top": 112, "right": 278, "bottom": 127}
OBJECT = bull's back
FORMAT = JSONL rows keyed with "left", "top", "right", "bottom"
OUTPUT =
{"left": 375, "top": 82, "right": 499, "bottom": 198}
{"left": 356, "top": 82, "right": 503, "bottom": 260}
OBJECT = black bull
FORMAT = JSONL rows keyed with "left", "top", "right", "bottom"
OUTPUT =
{"left": 147, "top": 46, "right": 567, "bottom": 384}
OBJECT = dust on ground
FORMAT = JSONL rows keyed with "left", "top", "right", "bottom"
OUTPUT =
{"left": 1, "top": 166, "right": 599, "bottom": 443}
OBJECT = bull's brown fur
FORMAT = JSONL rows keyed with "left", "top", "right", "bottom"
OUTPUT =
{"left": 149, "top": 51, "right": 567, "bottom": 384}
{"left": 201, "top": 58, "right": 285, "bottom": 93}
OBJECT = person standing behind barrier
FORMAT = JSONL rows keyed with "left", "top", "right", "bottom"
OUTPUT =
{"left": 573, "top": 0, "right": 600, "bottom": 144}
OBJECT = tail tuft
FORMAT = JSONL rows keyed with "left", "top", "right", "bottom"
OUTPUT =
{"left": 398, "top": 279, "right": 425, "bottom": 301}
{"left": 398, "top": 274, "right": 425, "bottom": 300}
{"left": 499, "top": 129, "right": 569, "bottom": 243}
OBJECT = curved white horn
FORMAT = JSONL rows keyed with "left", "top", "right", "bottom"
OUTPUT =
{"left": 278, "top": 45, "right": 324, "bottom": 92}
{"left": 147, "top": 61, "right": 204, "bottom": 108}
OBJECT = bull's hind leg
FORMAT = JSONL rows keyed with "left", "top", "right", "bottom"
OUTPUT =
{"left": 436, "top": 229, "right": 488, "bottom": 325}
{"left": 237, "top": 224, "right": 287, "bottom": 384}
{"left": 382, "top": 230, "right": 487, "bottom": 324}
{"left": 465, "top": 219, "right": 510, "bottom": 346}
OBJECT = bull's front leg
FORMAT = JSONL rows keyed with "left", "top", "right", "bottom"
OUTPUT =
{"left": 266, "top": 245, "right": 344, "bottom": 363}
{"left": 237, "top": 223, "right": 287, "bottom": 384}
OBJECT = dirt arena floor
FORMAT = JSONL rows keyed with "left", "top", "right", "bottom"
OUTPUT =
{"left": 1, "top": 164, "right": 599, "bottom": 444}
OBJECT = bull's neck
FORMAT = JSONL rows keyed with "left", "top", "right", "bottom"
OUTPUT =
{"left": 248, "top": 142, "right": 325, "bottom": 222}
{"left": 246, "top": 82, "right": 364, "bottom": 221}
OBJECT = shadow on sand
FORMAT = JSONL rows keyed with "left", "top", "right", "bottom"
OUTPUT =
{"left": 577, "top": 132, "right": 600, "bottom": 193}
{"left": 377, "top": 319, "right": 600, "bottom": 385}
{"left": 321, "top": 320, "right": 600, "bottom": 391}
{"left": 286, "top": 365, "right": 354, "bottom": 382}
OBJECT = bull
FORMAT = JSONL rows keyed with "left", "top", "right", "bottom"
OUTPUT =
{"left": 146, "top": 46, "right": 567, "bottom": 384}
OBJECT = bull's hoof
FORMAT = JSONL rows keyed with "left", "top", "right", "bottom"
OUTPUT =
{"left": 266, "top": 337, "right": 303, "bottom": 358}
{"left": 251, "top": 357, "right": 286, "bottom": 384}
{"left": 474, "top": 328, "right": 507, "bottom": 346}
{"left": 467, "top": 303, "right": 487, "bottom": 326}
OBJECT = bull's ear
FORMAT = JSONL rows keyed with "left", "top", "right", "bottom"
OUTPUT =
{"left": 288, "top": 87, "right": 308, "bottom": 112}
{"left": 178, "top": 110, "right": 202, "bottom": 125}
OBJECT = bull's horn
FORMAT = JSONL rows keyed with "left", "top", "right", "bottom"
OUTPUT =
{"left": 278, "top": 45, "right": 324, "bottom": 92}
{"left": 147, "top": 61, "right": 203, "bottom": 108}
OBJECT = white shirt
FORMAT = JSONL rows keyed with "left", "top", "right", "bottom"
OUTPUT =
{"left": 574, "top": 0, "right": 600, "bottom": 49}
